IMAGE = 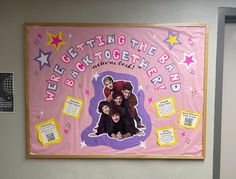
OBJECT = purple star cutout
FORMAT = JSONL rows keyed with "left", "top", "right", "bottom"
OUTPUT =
{"left": 34, "top": 49, "right": 52, "bottom": 70}
{"left": 38, "top": 33, "right": 42, "bottom": 39}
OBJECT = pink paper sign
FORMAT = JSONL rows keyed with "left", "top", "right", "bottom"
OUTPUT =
{"left": 25, "top": 24, "right": 207, "bottom": 159}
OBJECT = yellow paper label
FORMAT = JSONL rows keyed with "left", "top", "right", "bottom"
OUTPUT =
{"left": 62, "top": 96, "right": 84, "bottom": 118}
{"left": 153, "top": 96, "right": 176, "bottom": 118}
{"left": 178, "top": 110, "right": 200, "bottom": 129}
{"left": 35, "top": 118, "right": 62, "bottom": 146}
{"left": 156, "top": 126, "right": 177, "bottom": 147}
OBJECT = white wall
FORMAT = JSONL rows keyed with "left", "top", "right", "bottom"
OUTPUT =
{"left": 0, "top": 0, "right": 235, "bottom": 179}
{"left": 220, "top": 23, "right": 236, "bottom": 179}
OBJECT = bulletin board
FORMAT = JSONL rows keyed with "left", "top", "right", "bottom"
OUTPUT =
{"left": 25, "top": 23, "right": 208, "bottom": 159}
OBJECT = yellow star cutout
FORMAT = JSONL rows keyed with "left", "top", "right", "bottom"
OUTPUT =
{"left": 167, "top": 35, "right": 177, "bottom": 46}
{"left": 47, "top": 31, "right": 66, "bottom": 51}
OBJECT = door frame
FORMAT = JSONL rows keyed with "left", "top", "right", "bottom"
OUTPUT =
{"left": 214, "top": 7, "right": 236, "bottom": 179}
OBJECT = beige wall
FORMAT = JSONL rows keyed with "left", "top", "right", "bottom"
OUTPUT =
{"left": 0, "top": 0, "right": 235, "bottom": 178}
{"left": 221, "top": 23, "right": 236, "bottom": 179}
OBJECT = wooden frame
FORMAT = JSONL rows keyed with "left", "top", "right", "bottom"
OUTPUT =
{"left": 25, "top": 23, "right": 208, "bottom": 159}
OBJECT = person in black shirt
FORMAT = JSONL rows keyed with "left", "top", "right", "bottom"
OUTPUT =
{"left": 95, "top": 101, "right": 112, "bottom": 135}
{"left": 108, "top": 109, "right": 138, "bottom": 140}
{"left": 121, "top": 83, "right": 145, "bottom": 128}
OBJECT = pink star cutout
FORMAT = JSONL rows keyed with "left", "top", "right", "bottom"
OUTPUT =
{"left": 85, "top": 90, "right": 90, "bottom": 95}
{"left": 64, "top": 129, "right": 69, "bottom": 134}
{"left": 148, "top": 97, "right": 153, "bottom": 104}
{"left": 179, "top": 53, "right": 197, "bottom": 70}
{"left": 185, "top": 55, "right": 194, "bottom": 66}
{"left": 47, "top": 31, "right": 65, "bottom": 51}
{"left": 51, "top": 35, "right": 63, "bottom": 47}
{"left": 188, "top": 37, "right": 193, "bottom": 44}
{"left": 181, "top": 132, "right": 186, "bottom": 137}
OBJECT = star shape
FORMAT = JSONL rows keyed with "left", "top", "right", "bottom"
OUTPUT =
{"left": 188, "top": 36, "right": 193, "bottom": 45}
{"left": 185, "top": 138, "right": 191, "bottom": 144}
{"left": 138, "top": 84, "right": 143, "bottom": 91}
{"left": 190, "top": 69, "right": 195, "bottom": 74}
{"left": 80, "top": 141, "right": 87, "bottom": 148}
{"left": 181, "top": 132, "right": 186, "bottom": 137}
{"left": 163, "top": 31, "right": 181, "bottom": 50}
{"left": 93, "top": 72, "right": 100, "bottom": 81}
{"left": 66, "top": 122, "right": 71, "bottom": 128}
{"left": 148, "top": 97, "right": 153, "bottom": 104}
{"left": 34, "top": 49, "right": 52, "bottom": 70}
{"left": 139, "top": 141, "right": 147, "bottom": 149}
{"left": 85, "top": 89, "right": 90, "bottom": 95}
{"left": 34, "top": 39, "right": 40, "bottom": 46}
{"left": 38, "top": 33, "right": 42, "bottom": 39}
{"left": 64, "top": 128, "right": 69, "bottom": 134}
{"left": 34, "top": 70, "right": 39, "bottom": 76}
{"left": 47, "top": 31, "right": 66, "bottom": 51}
{"left": 191, "top": 90, "right": 197, "bottom": 96}
{"left": 179, "top": 53, "right": 197, "bottom": 70}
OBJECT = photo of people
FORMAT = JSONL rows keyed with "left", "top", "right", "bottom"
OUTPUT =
{"left": 93, "top": 75, "right": 146, "bottom": 140}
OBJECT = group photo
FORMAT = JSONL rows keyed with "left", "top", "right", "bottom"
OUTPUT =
{"left": 93, "top": 75, "right": 146, "bottom": 140}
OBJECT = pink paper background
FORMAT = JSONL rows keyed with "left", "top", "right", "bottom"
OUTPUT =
{"left": 26, "top": 25, "right": 207, "bottom": 157}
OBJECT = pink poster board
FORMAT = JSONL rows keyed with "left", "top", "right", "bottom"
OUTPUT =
{"left": 25, "top": 23, "right": 208, "bottom": 159}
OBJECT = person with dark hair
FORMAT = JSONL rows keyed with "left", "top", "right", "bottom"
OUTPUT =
{"left": 111, "top": 91, "right": 139, "bottom": 134}
{"left": 111, "top": 91, "right": 126, "bottom": 116}
{"left": 108, "top": 109, "right": 138, "bottom": 140}
{"left": 122, "top": 83, "right": 145, "bottom": 128}
{"left": 102, "top": 76, "right": 136, "bottom": 104}
{"left": 95, "top": 100, "right": 112, "bottom": 135}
